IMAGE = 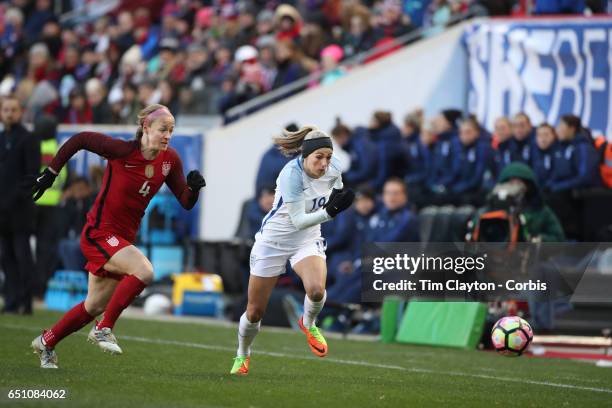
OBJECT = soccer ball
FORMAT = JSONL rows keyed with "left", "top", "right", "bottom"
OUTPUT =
{"left": 491, "top": 316, "right": 533, "bottom": 356}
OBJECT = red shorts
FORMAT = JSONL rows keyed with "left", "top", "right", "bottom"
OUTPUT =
{"left": 80, "top": 226, "right": 131, "bottom": 281}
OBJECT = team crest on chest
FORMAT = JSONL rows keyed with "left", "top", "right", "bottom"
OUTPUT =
{"left": 106, "top": 236, "right": 119, "bottom": 247}
{"left": 145, "top": 164, "right": 154, "bottom": 178}
{"left": 162, "top": 161, "right": 172, "bottom": 176}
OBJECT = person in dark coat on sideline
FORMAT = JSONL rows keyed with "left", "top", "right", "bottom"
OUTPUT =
{"left": 0, "top": 95, "right": 41, "bottom": 314}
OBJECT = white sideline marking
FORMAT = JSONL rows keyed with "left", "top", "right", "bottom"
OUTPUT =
{"left": 4, "top": 323, "right": 612, "bottom": 395}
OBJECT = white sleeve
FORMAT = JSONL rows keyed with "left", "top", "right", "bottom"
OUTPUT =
{"left": 279, "top": 165, "right": 304, "bottom": 203}
{"left": 334, "top": 174, "right": 344, "bottom": 189}
{"left": 331, "top": 156, "right": 344, "bottom": 189}
{"left": 286, "top": 200, "right": 331, "bottom": 230}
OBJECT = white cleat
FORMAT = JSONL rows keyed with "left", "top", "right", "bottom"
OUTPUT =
{"left": 31, "top": 334, "right": 58, "bottom": 369}
{"left": 88, "top": 325, "right": 123, "bottom": 355}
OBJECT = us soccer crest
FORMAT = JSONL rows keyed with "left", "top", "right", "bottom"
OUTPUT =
{"left": 106, "top": 236, "right": 119, "bottom": 247}
{"left": 162, "top": 161, "right": 172, "bottom": 176}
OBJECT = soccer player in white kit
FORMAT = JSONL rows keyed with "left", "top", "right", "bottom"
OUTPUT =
{"left": 230, "top": 126, "right": 355, "bottom": 375}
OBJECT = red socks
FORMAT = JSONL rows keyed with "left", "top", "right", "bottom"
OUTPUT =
{"left": 41, "top": 275, "right": 147, "bottom": 349}
{"left": 43, "top": 302, "right": 94, "bottom": 348}
{"left": 98, "top": 275, "right": 147, "bottom": 330}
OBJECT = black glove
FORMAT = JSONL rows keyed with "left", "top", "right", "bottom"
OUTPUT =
{"left": 23, "top": 168, "right": 57, "bottom": 201}
{"left": 326, "top": 188, "right": 342, "bottom": 207}
{"left": 325, "top": 189, "right": 355, "bottom": 218}
{"left": 187, "top": 170, "right": 206, "bottom": 191}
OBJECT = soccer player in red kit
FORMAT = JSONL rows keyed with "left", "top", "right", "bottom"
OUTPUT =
{"left": 25, "top": 104, "right": 206, "bottom": 368}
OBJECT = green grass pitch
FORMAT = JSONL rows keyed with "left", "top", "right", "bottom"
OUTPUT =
{"left": 1, "top": 311, "right": 611, "bottom": 407}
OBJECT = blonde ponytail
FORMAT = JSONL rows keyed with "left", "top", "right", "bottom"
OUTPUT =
{"left": 273, "top": 125, "right": 317, "bottom": 157}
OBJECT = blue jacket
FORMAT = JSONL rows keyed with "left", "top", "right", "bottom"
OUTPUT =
{"left": 321, "top": 208, "right": 357, "bottom": 254}
{"left": 343, "top": 127, "right": 379, "bottom": 186}
{"left": 255, "top": 146, "right": 292, "bottom": 195}
{"left": 450, "top": 137, "right": 493, "bottom": 194}
{"left": 514, "top": 129, "right": 536, "bottom": 166}
{"left": 428, "top": 130, "right": 458, "bottom": 189}
{"left": 401, "top": 132, "right": 431, "bottom": 185}
{"left": 534, "top": 0, "right": 585, "bottom": 14}
{"left": 245, "top": 199, "right": 268, "bottom": 239}
{"left": 549, "top": 133, "right": 601, "bottom": 192}
{"left": 494, "top": 139, "right": 518, "bottom": 177}
{"left": 531, "top": 144, "right": 557, "bottom": 191}
{"left": 368, "top": 206, "right": 420, "bottom": 242}
{"left": 371, "top": 124, "right": 403, "bottom": 190}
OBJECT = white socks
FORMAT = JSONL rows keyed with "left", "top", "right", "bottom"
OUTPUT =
{"left": 302, "top": 291, "right": 327, "bottom": 328}
{"left": 237, "top": 312, "right": 261, "bottom": 357}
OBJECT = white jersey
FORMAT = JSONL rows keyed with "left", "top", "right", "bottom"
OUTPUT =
{"left": 255, "top": 156, "right": 343, "bottom": 248}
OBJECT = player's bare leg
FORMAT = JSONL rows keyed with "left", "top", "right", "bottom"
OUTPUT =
{"left": 88, "top": 246, "right": 153, "bottom": 354}
{"left": 293, "top": 256, "right": 328, "bottom": 357}
{"left": 231, "top": 275, "right": 278, "bottom": 375}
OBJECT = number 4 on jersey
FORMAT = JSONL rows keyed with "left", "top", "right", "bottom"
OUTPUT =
{"left": 139, "top": 181, "right": 151, "bottom": 197}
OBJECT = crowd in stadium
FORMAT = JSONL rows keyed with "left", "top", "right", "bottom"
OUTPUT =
{"left": 1, "top": 0, "right": 607, "bottom": 123}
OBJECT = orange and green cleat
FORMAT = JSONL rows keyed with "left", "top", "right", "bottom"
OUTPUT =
{"left": 298, "top": 316, "right": 328, "bottom": 357}
{"left": 230, "top": 356, "right": 250, "bottom": 375}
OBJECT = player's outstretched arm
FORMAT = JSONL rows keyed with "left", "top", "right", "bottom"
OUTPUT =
{"left": 24, "top": 131, "right": 135, "bottom": 201}
{"left": 166, "top": 153, "right": 205, "bottom": 210}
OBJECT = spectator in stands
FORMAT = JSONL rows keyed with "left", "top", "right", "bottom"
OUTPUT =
{"left": 426, "top": 108, "right": 461, "bottom": 202}
{"left": 117, "top": 82, "right": 140, "bottom": 124}
{"left": 236, "top": 186, "right": 276, "bottom": 244}
{"left": 254, "top": 124, "right": 297, "bottom": 195}
{"left": 492, "top": 116, "right": 517, "bottom": 177}
{"left": 546, "top": 114, "right": 600, "bottom": 239}
{"left": 1, "top": 8, "right": 26, "bottom": 68}
{"left": 319, "top": 45, "right": 346, "bottom": 86}
{"left": 158, "top": 79, "right": 180, "bottom": 115}
{"left": 404, "top": 0, "right": 431, "bottom": 27}
{"left": 534, "top": 0, "right": 585, "bottom": 14}
{"left": 331, "top": 118, "right": 378, "bottom": 188}
{"left": 341, "top": 4, "right": 379, "bottom": 59}
{"left": 63, "top": 87, "right": 92, "bottom": 124}
{"left": 85, "top": 79, "right": 113, "bottom": 124}
{"left": 0, "top": 95, "right": 41, "bottom": 314}
{"left": 423, "top": 0, "right": 452, "bottom": 36}
{"left": 271, "top": 40, "right": 309, "bottom": 90}
{"left": 369, "top": 111, "right": 403, "bottom": 190}
{"left": 375, "top": 0, "right": 415, "bottom": 38}
{"left": 369, "top": 177, "right": 420, "bottom": 242}
{"left": 274, "top": 4, "right": 303, "bottom": 42}
{"left": 532, "top": 123, "right": 558, "bottom": 192}
{"left": 24, "top": 0, "right": 55, "bottom": 44}
{"left": 549, "top": 114, "right": 600, "bottom": 192}
{"left": 449, "top": 116, "right": 493, "bottom": 205}
{"left": 512, "top": 112, "right": 535, "bottom": 166}
{"left": 322, "top": 205, "right": 357, "bottom": 283}
{"left": 401, "top": 110, "right": 431, "bottom": 201}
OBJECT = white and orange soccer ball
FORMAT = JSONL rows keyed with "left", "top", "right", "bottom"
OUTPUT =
{"left": 491, "top": 316, "right": 534, "bottom": 356}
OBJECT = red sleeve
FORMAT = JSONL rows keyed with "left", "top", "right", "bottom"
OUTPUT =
{"left": 165, "top": 149, "right": 199, "bottom": 210}
{"left": 49, "top": 132, "right": 137, "bottom": 173}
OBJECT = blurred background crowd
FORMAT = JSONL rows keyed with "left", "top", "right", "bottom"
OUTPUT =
{"left": 1, "top": 0, "right": 609, "bottom": 125}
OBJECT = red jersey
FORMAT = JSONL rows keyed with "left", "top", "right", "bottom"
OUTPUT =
{"left": 50, "top": 132, "right": 198, "bottom": 243}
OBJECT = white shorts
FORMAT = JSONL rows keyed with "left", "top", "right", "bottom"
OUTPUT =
{"left": 249, "top": 238, "right": 327, "bottom": 278}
